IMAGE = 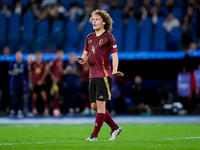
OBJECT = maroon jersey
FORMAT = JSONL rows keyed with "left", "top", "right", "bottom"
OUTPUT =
{"left": 84, "top": 31, "right": 118, "bottom": 78}
{"left": 30, "top": 61, "right": 46, "bottom": 85}
{"left": 49, "top": 59, "right": 63, "bottom": 82}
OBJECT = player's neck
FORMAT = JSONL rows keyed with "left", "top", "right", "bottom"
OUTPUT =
{"left": 36, "top": 60, "right": 41, "bottom": 64}
{"left": 95, "top": 28, "right": 105, "bottom": 37}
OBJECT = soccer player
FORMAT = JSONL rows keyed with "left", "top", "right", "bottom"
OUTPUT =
{"left": 76, "top": 9, "right": 124, "bottom": 141}
{"left": 29, "top": 51, "right": 49, "bottom": 116}
{"left": 9, "top": 51, "right": 27, "bottom": 118}
{"left": 48, "top": 50, "right": 64, "bottom": 117}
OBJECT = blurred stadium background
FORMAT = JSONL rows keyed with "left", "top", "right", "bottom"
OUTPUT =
{"left": 0, "top": 0, "right": 200, "bottom": 118}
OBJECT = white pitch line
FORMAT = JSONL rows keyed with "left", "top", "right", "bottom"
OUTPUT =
{"left": 0, "top": 137, "right": 200, "bottom": 146}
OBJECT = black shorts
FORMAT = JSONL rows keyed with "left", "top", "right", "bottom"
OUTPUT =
{"left": 33, "top": 84, "right": 46, "bottom": 94}
{"left": 89, "top": 76, "right": 112, "bottom": 103}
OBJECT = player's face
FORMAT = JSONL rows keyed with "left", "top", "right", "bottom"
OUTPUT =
{"left": 57, "top": 51, "right": 64, "bottom": 60}
{"left": 92, "top": 14, "right": 105, "bottom": 31}
{"left": 36, "top": 53, "right": 42, "bottom": 61}
{"left": 69, "top": 53, "right": 76, "bottom": 64}
{"left": 15, "top": 52, "right": 23, "bottom": 62}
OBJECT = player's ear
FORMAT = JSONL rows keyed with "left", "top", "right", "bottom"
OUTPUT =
{"left": 103, "top": 22, "right": 106, "bottom": 25}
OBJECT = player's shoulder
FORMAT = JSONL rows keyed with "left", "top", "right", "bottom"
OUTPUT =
{"left": 104, "top": 31, "right": 116, "bottom": 41}
{"left": 86, "top": 32, "right": 95, "bottom": 39}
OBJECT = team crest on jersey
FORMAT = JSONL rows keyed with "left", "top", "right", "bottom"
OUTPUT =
{"left": 89, "top": 40, "right": 92, "bottom": 43}
{"left": 99, "top": 39, "right": 103, "bottom": 45}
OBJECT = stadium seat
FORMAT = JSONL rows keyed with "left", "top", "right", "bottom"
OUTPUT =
{"left": 153, "top": 37, "right": 166, "bottom": 51}
{"left": 172, "top": 7, "right": 183, "bottom": 22}
{"left": 138, "top": 18, "right": 152, "bottom": 51}
{"left": 124, "top": 18, "right": 137, "bottom": 52}
{"left": 51, "top": 20, "right": 64, "bottom": 46}
{"left": 35, "top": 20, "right": 49, "bottom": 49}
{"left": 60, "top": 0, "right": 71, "bottom": 10}
{"left": 168, "top": 27, "right": 182, "bottom": 51}
{"left": 153, "top": 17, "right": 167, "bottom": 51}
{"left": 7, "top": 13, "right": 20, "bottom": 46}
{"left": 174, "top": 0, "right": 183, "bottom": 7}
{"left": 66, "top": 19, "right": 80, "bottom": 47}
{"left": 22, "top": 12, "right": 35, "bottom": 31}
{"left": 159, "top": 7, "right": 168, "bottom": 17}
{"left": 20, "top": 0, "right": 29, "bottom": 8}
{"left": 9, "top": 13, "right": 20, "bottom": 29}
{"left": 0, "top": 14, "right": 7, "bottom": 46}
{"left": 78, "top": 19, "right": 93, "bottom": 50}
{"left": 1, "top": 0, "right": 13, "bottom": 9}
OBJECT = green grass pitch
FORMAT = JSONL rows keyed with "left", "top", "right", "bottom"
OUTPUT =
{"left": 0, "top": 124, "right": 200, "bottom": 150}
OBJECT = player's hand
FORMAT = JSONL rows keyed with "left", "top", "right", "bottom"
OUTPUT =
{"left": 112, "top": 71, "right": 124, "bottom": 76}
{"left": 76, "top": 56, "right": 87, "bottom": 65}
{"left": 37, "top": 80, "right": 43, "bottom": 86}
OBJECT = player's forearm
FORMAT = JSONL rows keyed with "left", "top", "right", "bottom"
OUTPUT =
{"left": 28, "top": 71, "right": 33, "bottom": 84}
{"left": 112, "top": 53, "right": 119, "bottom": 73}
{"left": 82, "top": 50, "right": 89, "bottom": 59}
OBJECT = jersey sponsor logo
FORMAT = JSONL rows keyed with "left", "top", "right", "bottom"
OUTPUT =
{"left": 99, "top": 39, "right": 103, "bottom": 45}
{"left": 98, "top": 95, "right": 103, "bottom": 99}
{"left": 35, "top": 67, "right": 41, "bottom": 74}
{"left": 89, "top": 40, "right": 92, "bottom": 43}
{"left": 113, "top": 45, "right": 117, "bottom": 48}
{"left": 92, "top": 46, "right": 95, "bottom": 54}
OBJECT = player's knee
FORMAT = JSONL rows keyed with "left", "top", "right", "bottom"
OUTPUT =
{"left": 91, "top": 103, "right": 97, "bottom": 111}
{"left": 32, "top": 93, "right": 37, "bottom": 101}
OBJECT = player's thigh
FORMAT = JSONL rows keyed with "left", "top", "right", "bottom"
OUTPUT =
{"left": 96, "top": 77, "right": 112, "bottom": 101}
{"left": 89, "top": 78, "right": 96, "bottom": 103}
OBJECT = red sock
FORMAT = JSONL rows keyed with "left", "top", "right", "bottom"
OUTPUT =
{"left": 105, "top": 110, "right": 116, "bottom": 131}
{"left": 44, "top": 100, "right": 48, "bottom": 109}
{"left": 32, "top": 100, "right": 36, "bottom": 110}
{"left": 92, "top": 113, "right": 106, "bottom": 137}
{"left": 54, "top": 97, "right": 59, "bottom": 109}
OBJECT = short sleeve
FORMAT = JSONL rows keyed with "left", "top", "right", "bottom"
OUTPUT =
{"left": 84, "top": 37, "right": 89, "bottom": 51}
{"left": 110, "top": 35, "right": 118, "bottom": 54}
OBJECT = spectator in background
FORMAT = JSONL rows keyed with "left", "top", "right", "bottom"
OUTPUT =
{"left": 48, "top": 50, "right": 64, "bottom": 117}
{"left": 0, "top": 47, "right": 11, "bottom": 116}
{"left": 143, "top": 0, "right": 151, "bottom": 10}
{"left": 186, "top": 42, "right": 197, "bottom": 54}
{"left": 193, "top": 64, "right": 200, "bottom": 109}
{"left": 78, "top": 6, "right": 93, "bottom": 32}
{"left": 68, "top": 2, "right": 84, "bottom": 21}
{"left": 41, "top": 0, "right": 57, "bottom": 8}
{"left": 97, "top": 0, "right": 109, "bottom": 12}
{"left": 128, "top": 75, "right": 146, "bottom": 114}
{"left": 80, "top": 63, "right": 95, "bottom": 115}
{"left": 163, "top": 13, "right": 180, "bottom": 33}
{"left": 0, "top": 3, "right": 11, "bottom": 18}
{"left": 109, "top": 0, "right": 122, "bottom": 12}
{"left": 176, "top": 67, "right": 195, "bottom": 113}
{"left": 26, "top": 54, "right": 35, "bottom": 117}
{"left": 28, "top": 1, "right": 40, "bottom": 17}
{"left": 154, "top": 0, "right": 162, "bottom": 8}
{"left": 9, "top": 51, "right": 27, "bottom": 118}
{"left": 123, "top": 8, "right": 137, "bottom": 23}
{"left": 84, "top": 0, "right": 96, "bottom": 10}
{"left": 182, "top": 14, "right": 194, "bottom": 48}
{"left": 29, "top": 51, "right": 49, "bottom": 117}
{"left": 139, "top": 5, "right": 151, "bottom": 22}
{"left": 14, "top": 1, "right": 24, "bottom": 15}
{"left": 165, "top": 0, "right": 177, "bottom": 12}
{"left": 63, "top": 52, "right": 81, "bottom": 116}
{"left": 150, "top": 6, "right": 162, "bottom": 25}
{"left": 187, "top": 4, "right": 197, "bottom": 17}
{"left": 123, "top": 0, "right": 134, "bottom": 16}
{"left": 52, "top": 2, "right": 67, "bottom": 16}
{"left": 37, "top": 8, "right": 48, "bottom": 21}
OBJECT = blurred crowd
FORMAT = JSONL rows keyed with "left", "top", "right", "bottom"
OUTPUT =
{"left": 0, "top": 0, "right": 199, "bottom": 53}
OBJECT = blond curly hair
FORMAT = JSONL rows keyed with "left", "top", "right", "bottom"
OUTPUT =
{"left": 89, "top": 9, "right": 113, "bottom": 32}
